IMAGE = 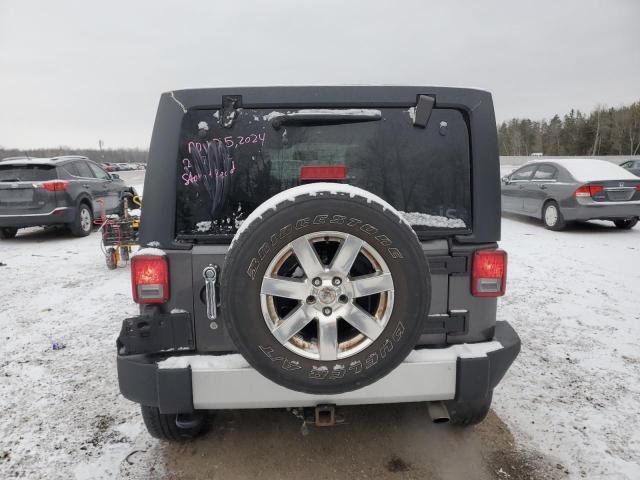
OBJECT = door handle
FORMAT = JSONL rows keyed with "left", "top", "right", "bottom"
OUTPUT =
{"left": 82, "top": 184, "right": 90, "bottom": 188}
{"left": 203, "top": 265, "right": 218, "bottom": 320}
{"left": 540, "top": 185, "right": 547, "bottom": 190}
{"left": 518, "top": 185, "right": 525, "bottom": 189}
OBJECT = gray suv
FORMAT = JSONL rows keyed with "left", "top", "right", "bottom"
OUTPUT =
{"left": 0, "top": 156, "right": 133, "bottom": 238}
{"left": 117, "top": 86, "right": 520, "bottom": 441}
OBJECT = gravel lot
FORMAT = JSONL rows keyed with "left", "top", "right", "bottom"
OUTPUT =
{"left": 0, "top": 170, "right": 638, "bottom": 479}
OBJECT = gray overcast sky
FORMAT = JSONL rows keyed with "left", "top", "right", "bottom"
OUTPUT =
{"left": 0, "top": 0, "right": 638, "bottom": 149}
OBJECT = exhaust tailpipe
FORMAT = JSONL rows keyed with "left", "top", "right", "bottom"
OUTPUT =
{"left": 427, "top": 401, "right": 450, "bottom": 423}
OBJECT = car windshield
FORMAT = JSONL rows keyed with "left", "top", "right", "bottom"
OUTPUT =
{"left": 174, "top": 107, "right": 472, "bottom": 238}
{"left": 0, "top": 164, "right": 57, "bottom": 182}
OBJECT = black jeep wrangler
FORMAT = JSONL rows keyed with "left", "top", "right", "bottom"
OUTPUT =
{"left": 117, "top": 86, "right": 520, "bottom": 440}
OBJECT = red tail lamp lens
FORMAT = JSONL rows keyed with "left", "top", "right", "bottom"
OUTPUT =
{"left": 574, "top": 185, "right": 603, "bottom": 197}
{"left": 300, "top": 165, "right": 347, "bottom": 181}
{"left": 131, "top": 255, "right": 169, "bottom": 304}
{"left": 40, "top": 180, "right": 70, "bottom": 191}
{"left": 472, "top": 249, "right": 507, "bottom": 297}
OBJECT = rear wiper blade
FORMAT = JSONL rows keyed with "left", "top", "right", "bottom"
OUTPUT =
{"left": 270, "top": 109, "right": 381, "bottom": 130}
{"left": 0, "top": 178, "right": 21, "bottom": 182}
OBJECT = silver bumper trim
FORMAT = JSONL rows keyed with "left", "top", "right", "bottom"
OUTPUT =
{"left": 160, "top": 341, "right": 503, "bottom": 409}
{"left": 0, "top": 207, "right": 70, "bottom": 218}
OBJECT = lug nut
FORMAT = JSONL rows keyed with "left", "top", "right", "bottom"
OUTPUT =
{"left": 312, "top": 277, "right": 322, "bottom": 287}
{"left": 338, "top": 294, "right": 348, "bottom": 304}
{"left": 306, "top": 295, "right": 316, "bottom": 304}
{"left": 332, "top": 277, "right": 342, "bottom": 286}
{"left": 322, "top": 307, "right": 332, "bottom": 316}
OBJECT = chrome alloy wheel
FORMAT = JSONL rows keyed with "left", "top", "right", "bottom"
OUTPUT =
{"left": 80, "top": 208, "right": 92, "bottom": 232}
{"left": 260, "top": 231, "right": 394, "bottom": 361}
{"left": 544, "top": 204, "right": 558, "bottom": 227}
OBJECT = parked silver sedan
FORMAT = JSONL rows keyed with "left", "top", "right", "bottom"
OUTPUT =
{"left": 501, "top": 159, "right": 640, "bottom": 230}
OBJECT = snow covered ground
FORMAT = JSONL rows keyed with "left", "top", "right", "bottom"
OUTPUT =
{"left": 495, "top": 215, "right": 640, "bottom": 479}
{"left": 1, "top": 168, "right": 639, "bottom": 478}
{"left": 0, "top": 227, "right": 141, "bottom": 479}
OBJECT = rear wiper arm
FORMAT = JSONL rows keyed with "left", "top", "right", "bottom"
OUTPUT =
{"left": 0, "top": 178, "right": 21, "bottom": 182}
{"left": 270, "top": 110, "right": 381, "bottom": 130}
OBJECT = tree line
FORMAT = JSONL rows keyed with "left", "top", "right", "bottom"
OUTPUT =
{"left": 0, "top": 147, "right": 147, "bottom": 165}
{"left": 498, "top": 100, "right": 640, "bottom": 156}
{"left": 3, "top": 100, "right": 640, "bottom": 160}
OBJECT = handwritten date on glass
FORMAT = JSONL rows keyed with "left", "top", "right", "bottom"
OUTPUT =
{"left": 188, "top": 132, "right": 265, "bottom": 153}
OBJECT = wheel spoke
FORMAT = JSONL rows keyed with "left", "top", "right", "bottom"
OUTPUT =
{"left": 330, "top": 234, "right": 364, "bottom": 275}
{"left": 343, "top": 304, "right": 384, "bottom": 340}
{"left": 261, "top": 276, "right": 308, "bottom": 300}
{"left": 350, "top": 273, "right": 393, "bottom": 297}
{"left": 291, "top": 236, "right": 324, "bottom": 278}
{"left": 272, "top": 305, "right": 314, "bottom": 343}
{"left": 318, "top": 317, "right": 338, "bottom": 360}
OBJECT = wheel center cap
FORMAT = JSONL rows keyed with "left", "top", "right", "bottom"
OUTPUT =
{"left": 318, "top": 287, "right": 337, "bottom": 305}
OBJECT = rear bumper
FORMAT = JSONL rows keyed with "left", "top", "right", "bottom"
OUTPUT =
{"left": 0, "top": 207, "right": 75, "bottom": 228}
{"left": 562, "top": 202, "right": 640, "bottom": 221}
{"left": 117, "top": 321, "right": 520, "bottom": 413}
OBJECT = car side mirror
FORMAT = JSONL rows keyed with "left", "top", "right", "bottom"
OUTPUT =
{"left": 110, "top": 173, "right": 120, "bottom": 180}
{"left": 502, "top": 176, "right": 510, "bottom": 185}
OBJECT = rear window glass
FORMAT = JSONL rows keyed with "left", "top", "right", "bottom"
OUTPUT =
{"left": 175, "top": 108, "right": 471, "bottom": 239}
{"left": 0, "top": 164, "right": 57, "bottom": 182}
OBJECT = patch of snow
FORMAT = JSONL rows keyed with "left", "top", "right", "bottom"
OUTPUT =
{"left": 131, "top": 247, "right": 165, "bottom": 257}
{"left": 196, "top": 220, "right": 212, "bottom": 232}
{"left": 212, "top": 110, "right": 220, "bottom": 119}
{"left": 399, "top": 211, "right": 466, "bottom": 229}
{"left": 406, "top": 107, "right": 416, "bottom": 122}
{"left": 127, "top": 208, "right": 140, "bottom": 217}
{"left": 73, "top": 443, "right": 131, "bottom": 480}
{"left": 404, "top": 341, "right": 502, "bottom": 363}
{"left": 263, "top": 111, "right": 284, "bottom": 121}
{"left": 231, "top": 182, "right": 414, "bottom": 248}
{"left": 263, "top": 109, "right": 381, "bottom": 121}
{"left": 197, "top": 121, "right": 209, "bottom": 131}
{"left": 169, "top": 308, "right": 189, "bottom": 314}
{"left": 527, "top": 158, "right": 638, "bottom": 182}
{"left": 157, "top": 354, "right": 250, "bottom": 370}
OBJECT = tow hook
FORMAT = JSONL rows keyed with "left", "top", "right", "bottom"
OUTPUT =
{"left": 314, "top": 404, "right": 336, "bottom": 427}
{"left": 175, "top": 412, "right": 204, "bottom": 429}
{"left": 289, "top": 405, "right": 343, "bottom": 433}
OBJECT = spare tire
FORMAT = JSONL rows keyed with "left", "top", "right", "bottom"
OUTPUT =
{"left": 221, "top": 183, "right": 431, "bottom": 394}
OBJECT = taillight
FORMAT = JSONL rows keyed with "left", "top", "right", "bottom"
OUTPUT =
{"left": 574, "top": 185, "right": 603, "bottom": 197}
{"left": 131, "top": 254, "right": 169, "bottom": 303}
{"left": 40, "top": 180, "right": 70, "bottom": 191}
{"left": 471, "top": 249, "right": 507, "bottom": 297}
{"left": 636, "top": 184, "right": 640, "bottom": 192}
{"left": 300, "top": 165, "right": 347, "bottom": 181}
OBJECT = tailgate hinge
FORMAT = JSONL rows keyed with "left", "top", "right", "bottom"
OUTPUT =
{"left": 413, "top": 95, "right": 435, "bottom": 128}
{"left": 424, "top": 310, "right": 468, "bottom": 335}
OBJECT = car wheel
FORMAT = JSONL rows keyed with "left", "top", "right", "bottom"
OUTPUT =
{"left": 445, "top": 391, "right": 493, "bottom": 426}
{"left": 0, "top": 227, "right": 18, "bottom": 239}
{"left": 542, "top": 201, "right": 566, "bottom": 231}
{"left": 140, "top": 405, "right": 208, "bottom": 442}
{"left": 221, "top": 186, "right": 431, "bottom": 395}
{"left": 69, "top": 204, "right": 93, "bottom": 237}
{"left": 613, "top": 218, "right": 638, "bottom": 230}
